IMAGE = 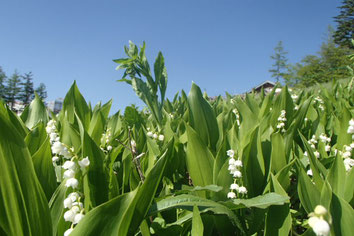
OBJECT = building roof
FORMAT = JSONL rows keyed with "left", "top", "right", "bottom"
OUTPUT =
{"left": 253, "top": 80, "right": 276, "bottom": 90}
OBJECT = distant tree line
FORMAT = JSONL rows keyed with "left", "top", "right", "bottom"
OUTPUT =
{"left": 269, "top": 0, "right": 354, "bottom": 87}
{"left": 0, "top": 67, "right": 47, "bottom": 110}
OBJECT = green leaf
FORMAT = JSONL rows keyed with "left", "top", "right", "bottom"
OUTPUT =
{"left": 326, "top": 154, "right": 346, "bottom": 198}
{"left": 192, "top": 205, "right": 204, "bottom": 236}
{"left": 21, "top": 93, "right": 49, "bottom": 129}
{"left": 185, "top": 125, "right": 214, "bottom": 191}
{"left": 296, "top": 161, "right": 320, "bottom": 214}
{"left": 188, "top": 82, "right": 219, "bottom": 151}
{"left": 61, "top": 81, "right": 91, "bottom": 129}
{"left": 24, "top": 123, "right": 48, "bottom": 155}
{"left": 225, "top": 193, "right": 289, "bottom": 210}
{"left": 49, "top": 183, "right": 69, "bottom": 236}
{"left": 0, "top": 111, "right": 52, "bottom": 235}
{"left": 31, "top": 136, "right": 57, "bottom": 201}
{"left": 330, "top": 193, "right": 354, "bottom": 236}
{"left": 270, "top": 133, "right": 287, "bottom": 173}
{"left": 148, "top": 194, "right": 243, "bottom": 232}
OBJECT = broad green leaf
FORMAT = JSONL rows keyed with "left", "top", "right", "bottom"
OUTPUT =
{"left": 225, "top": 192, "right": 289, "bottom": 210}
{"left": 270, "top": 133, "right": 287, "bottom": 173}
{"left": 49, "top": 183, "right": 69, "bottom": 236}
{"left": 296, "top": 161, "right": 320, "bottom": 213}
{"left": 24, "top": 123, "right": 48, "bottom": 155}
{"left": 0, "top": 111, "right": 52, "bottom": 236}
{"left": 192, "top": 205, "right": 204, "bottom": 236}
{"left": 185, "top": 125, "right": 214, "bottom": 191}
{"left": 61, "top": 81, "right": 91, "bottom": 129}
{"left": 326, "top": 154, "right": 346, "bottom": 198}
{"left": 21, "top": 93, "right": 49, "bottom": 129}
{"left": 188, "top": 82, "right": 219, "bottom": 151}
{"left": 330, "top": 193, "right": 354, "bottom": 236}
{"left": 148, "top": 194, "right": 243, "bottom": 232}
{"left": 32, "top": 136, "right": 57, "bottom": 201}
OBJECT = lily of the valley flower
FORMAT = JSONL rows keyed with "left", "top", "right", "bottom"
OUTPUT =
{"left": 308, "top": 205, "right": 330, "bottom": 236}
{"left": 78, "top": 157, "right": 90, "bottom": 170}
{"left": 65, "top": 178, "right": 79, "bottom": 189}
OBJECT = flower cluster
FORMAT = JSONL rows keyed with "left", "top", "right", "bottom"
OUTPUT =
{"left": 46, "top": 120, "right": 72, "bottom": 163}
{"left": 291, "top": 94, "right": 298, "bottom": 101}
{"left": 348, "top": 119, "right": 354, "bottom": 140}
{"left": 308, "top": 205, "right": 330, "bottom": 236}
{"left": 232, "top": 109, "right": 240, "bottom": 126}
{"left": 314, "top": 96, "right": 325, "bottom": 111}
{"left": 306, "top": 135, "right": 320, "bottom": 158}
{"left": 227, "top": 149, "right": 247, "bottom": 199}
{"left": 146, "top": 128, "right": 164, "bottom": 141}
{"left": 341, "top": 144, "right": 353, "bottom": 171}
{"left": 319, "top": 133, "right": 331, "bottom": 152}
{"left": 62, "top": 157, "right": 90, "bottom": 235}
{"left": 276, "top": 110, "right": 287, "bottom": 133}
{"left": 100, "top": 128, "right": 112, "bottom": 151}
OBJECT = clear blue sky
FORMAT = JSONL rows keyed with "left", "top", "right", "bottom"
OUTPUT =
{"left": 0, "top": 0, "right": 342, "bottom": 111}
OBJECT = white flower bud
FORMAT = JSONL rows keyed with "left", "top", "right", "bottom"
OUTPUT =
{"left": 309, "top": 217, "right": 330, "bottom": 236}
{"left": 64, "top": 228, "right": 73, "bottom": 236}
{"left": 234, "top": 160, "right": 243, "bottom": 167}
{"left": 153, "top": 133, "right": 158, "bottom": 139}
{"left": 325, "top": 145, "right": 331, "bottom": 152}
{"left": 65, "top": 178, "right": 79, "bottom": 189}
{"left": 226, "top": 149, "right": 235, "bottom": 158}
{"left": 147, "top": 131, "right": 153, "bottom": 137}
{"left": 73, "top": 213, "right": 85, "bottom": 224}
{"left": 71, "top": 205, "right": 80, "bottom": 213}
{"left": 64, "top": 210, "right": 76, "bottom": 222}
{"left": 51, "top": 141, "right": 64, "bottom": 155}
{"left": 63, "top": 161, "right": 76, "bottom": 170}
{"left": 158, "top": 134, "right": 164, "bottom": 141}
{"left": 238, "top": 186, "right": 247, "bottom": 194}
{"left": 314, "top": 205, "right": 327, "bottom": 216}
{"left": 314, "top": 151, "right": 320, "bottom": 158}
{"left": 63, "top": 169, "right": 76, "bottom": 179}
{"left": 233, "top": 170, "right": 242, "bottom": 178}
{"left": 230, "top": 183, "right": 239, "bottom": 190}
{"left": 78, "top": 157, "right": 90, "bottom": 170}
{"left": 107, "top": 145, "right": 112, "bottom": 151}
{"left": 68, "top": 192, "right": 79, "bottom": 202}
{"left": 307, "top": 169, "right": 313, "bottom": 176}
{"left": 63, "top": 198, "right": 72, "bottom": 209}
{"left": 227, "top": 191, "right": 236, "bottom": 199}
{"left": 52, "top": 156, "right": 59, "bottom": 162}
{"left": 228, "top": 158, "right": 236, "bottom": 165}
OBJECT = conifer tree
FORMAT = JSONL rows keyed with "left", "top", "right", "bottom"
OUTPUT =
{"left": 20, "top": 72, "right": 35, "bottom": 105}
{"left": 0, "top": 67, "right": 6, "bottom": 100}
{"left": 269, "top": 41, "right": 289, "bottom": 83}
{"left": 35, "top": 83, "right": 47, "bottom": 101}
{"left": 4, "top": 71, "right": 22, "bottom": 110}
{"left": 334, "top": 0, "right": 354, "bottom": 49}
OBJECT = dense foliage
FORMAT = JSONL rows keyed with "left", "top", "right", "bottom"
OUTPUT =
{"left": 0, "top": 43, "right": 353, "bottom": 236}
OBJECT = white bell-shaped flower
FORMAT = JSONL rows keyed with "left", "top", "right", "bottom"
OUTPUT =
{"left": 63, "top": 161, "right": 76, "bottom": 170}
{"left": 64, "top": 228, "right": 73, "bottom": 236}
{"left": 78, "top": 157, "right": 90, "bottom": 170}
{"left": 65, "top": 178, "right": 79, "bottom": 189}
{"left": 64, "top": 209, "right": 76, "bottom": 222}
{"left": 73, "top": 213, "right": 85, "bottom": 224}
{"left": 227, "top": 191, "right": 236, "bottom": 199}
{"left": 238, "top": 186, "right": 247, "bottom": 194}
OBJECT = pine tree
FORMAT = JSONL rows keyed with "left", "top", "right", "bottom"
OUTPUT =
{"left": 269, "top": 41, "right": 289, "bottom": 83}
{"left": 35, "top": 83, "right": 47, "bottom": 101}
{"left": 333, "top": 0, "right": 354, "bottom": 49}
{"left": 0, "top": 67, "right": 6, "bottom": 100}
{"left": 20, "top": 72, "right": 35, "bottom": 105}
{"left": 4, "top": 71, "right": 22, "bottom": 110}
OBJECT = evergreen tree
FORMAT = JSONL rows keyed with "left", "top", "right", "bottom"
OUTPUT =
{"left": 4, "top": 71, "right": 22, "bottom": 110}
{"left": 0, "top": 67, "right": 6, "bottom": 100}
{"left": 35, "top": 83, "right": 47, "bottom": 101}
{"left": 333, "top": 0, "right": 354, "bottom": 49}
{"left": 20, "top": 72, "right": 35, "bottom": 105}
{"left": 269, "top": 41, "right": 289, "bottom": 83}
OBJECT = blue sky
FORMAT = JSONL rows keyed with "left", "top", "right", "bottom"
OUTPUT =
{"left": 0, "top": 0, "right": 342, "bottom": 111}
